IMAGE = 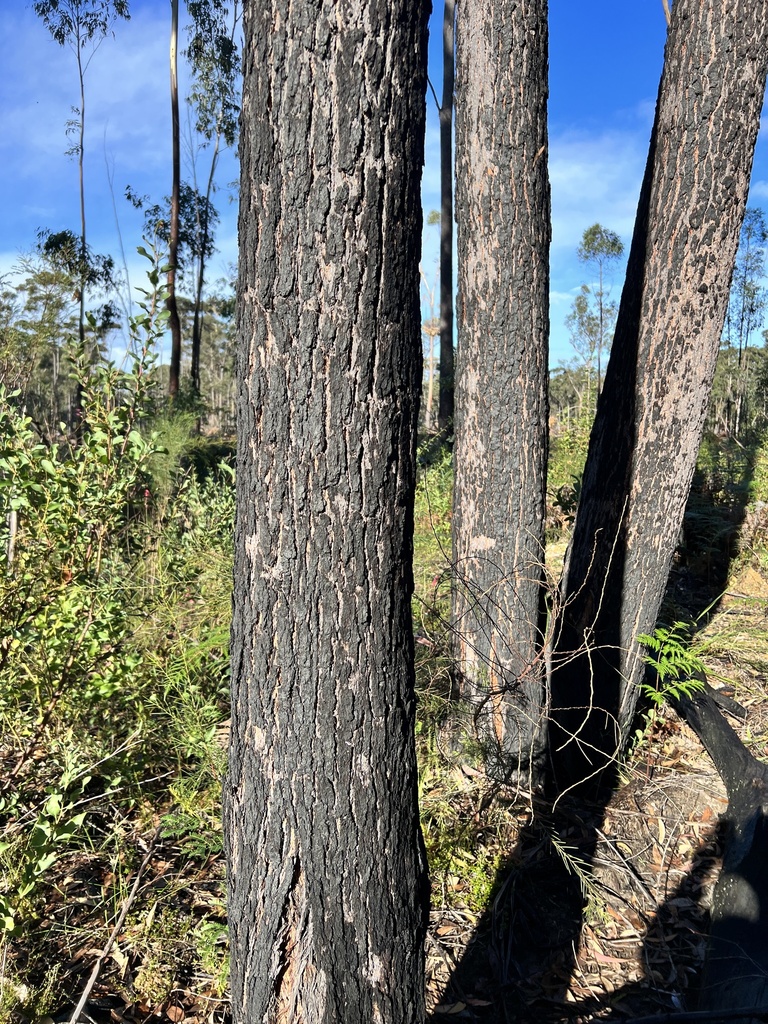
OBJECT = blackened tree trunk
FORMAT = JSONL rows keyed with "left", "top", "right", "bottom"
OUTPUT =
{"left": 224, "top": 2, "right": 430, "bottom": 1021}
{"left": 549, "top": 0, "right": 768, "bottom": 793}
{"left": 452, "top": 0, "right": 550, "bottom": 779}
{"left": 438, "top": 0, "right": 455, "bottom": 433}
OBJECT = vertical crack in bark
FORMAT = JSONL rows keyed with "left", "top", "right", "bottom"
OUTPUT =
{"left": 272, "top": 856, "right": 324, "bottom": 1024}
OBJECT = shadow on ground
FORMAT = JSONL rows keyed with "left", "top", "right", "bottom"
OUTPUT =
{"left": 427, "top": 438, "right": 765, "bottom": 1022}
{"left": 428, "top": 791, "right": 721, "bottom": 1023}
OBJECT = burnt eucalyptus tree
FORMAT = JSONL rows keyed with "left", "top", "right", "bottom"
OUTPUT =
{"left": 224, "top": 1, "right": 430, "bottom": 1021}
{"left": 453, "top": 0, "right": 550, "bottom": 778}
{"left": 550, "top": 0, "right": 768, "bottom": 792}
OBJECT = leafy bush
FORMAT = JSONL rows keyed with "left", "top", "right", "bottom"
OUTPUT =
{"left": 0, "top": 293, "right": 165, "bottom": 933}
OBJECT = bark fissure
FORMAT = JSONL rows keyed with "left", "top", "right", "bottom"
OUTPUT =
{"left": 550, "top": 0, "right": 768, "bottom": 792}
{"left": 454, "top": 0, "right": 550, "bottom": 779}
{"left": 226, "top": 2, "right": 430, "bottom": 1019}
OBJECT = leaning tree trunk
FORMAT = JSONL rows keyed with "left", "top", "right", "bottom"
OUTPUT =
{"left": 549, "top": 0, "right": 768, "bottom": 793}
{"left": 224, "top": 3, "right": 430, "bottom": 1022}
{"left": 453, "top": 0, "right": 550, "bottom": 780}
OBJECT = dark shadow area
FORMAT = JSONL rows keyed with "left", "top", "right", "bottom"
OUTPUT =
{"left": 428, "top": 792, "right": 726, "bottom": 1023}
{"left": 425, "top": 422, "right": 768, "bottom": 1022}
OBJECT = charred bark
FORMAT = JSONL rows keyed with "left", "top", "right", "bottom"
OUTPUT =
{"left": 453, "top": 0, "right": 550, "bottom": 779}
{"left": 549, "top": 0, "right": 768, "bottom": 793}
{"left": 224, "top": 2, "right": 430, "bottom": 1021}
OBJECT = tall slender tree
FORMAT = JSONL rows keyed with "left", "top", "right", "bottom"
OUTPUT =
{"left": 722, "top": 207, "right": 768, "bottom": 436}
{"left": 453, "top": 0, "right": 550, "bottom": 779}
{"left": 576, "top": 223, "right": 624, "bottom": 394}
{"left": 33, "top": 0, "right": 129, "bottom": 424}
{"left": 224, "top": 0, "right": 430, "bottom": 1019}
{"left": 549, "top": 0, "right": 768, "bottom": 793}
{"left": 167, "top": 0, "right": 182, "bottom": 397}
{"left": 438, "top": 0, "right": 455, "bottom": 432}
{"left": 185, "top": 0, "right": 241, "bottom": 399}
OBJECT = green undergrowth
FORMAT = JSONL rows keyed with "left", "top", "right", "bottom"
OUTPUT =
{"left": 0, "top": 272, "right": 235, "bottom": 1019}
{"left": 7, "top": 374, "right": 768, "bottom": 1015}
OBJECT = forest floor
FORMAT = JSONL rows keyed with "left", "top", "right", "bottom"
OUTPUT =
{"left": 425, "top": 556, "right": 768, "bottom": 1022}
{"left": 8, "top": 471, "right": 768, "bottom": 1023}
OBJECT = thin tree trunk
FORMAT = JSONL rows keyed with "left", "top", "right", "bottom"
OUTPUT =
{"left": 224, "top": 2, "right": 430, "bottom": 1020}
{"left": 453, "top": 0, "right": 550, "bottom": 780}
{"left": 75, "top": 40, "right": 87, "bottom": 429}
{"left": 190, "top": 133, "right": 218, "bottom": 400}
{"left": 77, "top": 45, "right": 86, "bottom": 351}
{"left": 549, "top": 0, "right": 768, "bottom": 794}
{"left": 438, "top": 0, "right": 455, "bottom": 433}
{"left": 167, "top": 0, "right": 182, "bottom": 398}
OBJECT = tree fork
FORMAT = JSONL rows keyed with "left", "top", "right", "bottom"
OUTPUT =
{"left": 549, "top": 0, "right": 768, "bottom": 793}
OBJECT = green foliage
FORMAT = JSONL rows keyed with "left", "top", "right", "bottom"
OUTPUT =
{"left": 33, "top": 0, "right": 130, "bottom": 49}
{"left": 0, "top": 786, "right": 88, "bottom": 935}
{"left": 0, "top": 270, "right": 167, "bottom": 932}
{"left": 413, "top": 441, "right": 452, "bottom": 587}
{"left": 637, "top": 621, "right": 706, "bottom": 705}
{"left": 0, "top": 255, "right": 236, "bottom": 1010}
{"left": 185, "top": 0, "right": 242, "bottom": 148}
{"left": 126, "top": 183, "right": 219, "bottom": 282}
{"left": 193, "top": 918, "right": 230, "bottom": 996}
{"left": 577, "top": 223, "right": 624, "bottom": 266}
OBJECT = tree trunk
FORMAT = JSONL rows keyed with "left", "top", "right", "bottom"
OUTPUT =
{"left": 190, "top": 134, "right": 218, "bottom": 402}
{"left": 549, "top": 0, "right": 768, "bottom": 793}
{"left": 438, "top": 0, "right": 455, "bottom": 433}
{"left": 167, "top": 0, "right": 182, "bottom": 398}
{"left": 453, "top": 0, "right": 550, "bottom": 779}
{"left": 224, "top": 2, "right": 430, "bottom": 1021}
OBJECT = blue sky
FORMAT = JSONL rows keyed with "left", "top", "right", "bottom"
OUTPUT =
{"left": 1, "top": 1, "right": 767, "bottom": 365}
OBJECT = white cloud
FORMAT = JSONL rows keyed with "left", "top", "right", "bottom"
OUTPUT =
{"left": 549, "top": 126, "right": 646, "bottom": 256}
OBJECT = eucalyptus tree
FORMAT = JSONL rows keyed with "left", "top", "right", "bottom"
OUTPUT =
{"left": 185, "top": 0, "right": 241, "bottom": 399}
{"left": 576, "top": 223, "right": 624, "bottom": 393}
{"left": 438, "top": 0, "right": 455, "bottom": 432}
{"left": 722, "top": 207, "right": 768, "bottom": 436}
{"left": 168, "top": 0, "right": 182, "bottom": 397}
{"left": 549, "top": 0, "right": 768, "bottom": 794}
{"left": 32, "top": 0, "right": 130, "bottom": 351}
{"left": 453, "top": 0, "right": 550, "bottom": 778}
{"left": 224, "top": 0, "right": 430, "bottom": 1019}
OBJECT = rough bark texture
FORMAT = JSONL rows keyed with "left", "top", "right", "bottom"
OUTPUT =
{"left": 549, "top": 0, "right": 768, "bottom": 792}
{"left": 438, "top": 0, "right": 455, "bottom": 433}
{"left": 224, "top": 3, "right": 430, "bottom": 1022}
{"left": 453, "top": 0, "right": 550, "bottom": 777}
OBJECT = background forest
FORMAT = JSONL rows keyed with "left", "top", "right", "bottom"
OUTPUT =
{"left": 4, "top": 0, "right": 768, "bottom": 1022}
